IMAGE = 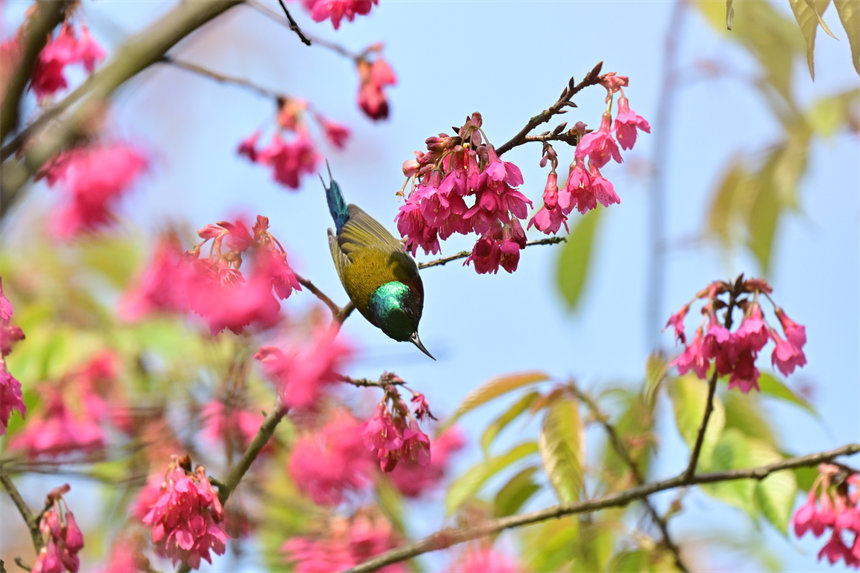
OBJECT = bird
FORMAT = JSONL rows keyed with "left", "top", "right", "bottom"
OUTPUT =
{"left": 321, "top": 165, "right": 435, "bottom": 360}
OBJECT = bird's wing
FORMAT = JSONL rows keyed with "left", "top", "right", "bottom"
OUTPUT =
{"left": 337, "top": 204, "right": 403, "bottom": 254}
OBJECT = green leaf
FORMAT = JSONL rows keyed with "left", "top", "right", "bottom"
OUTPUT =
{"left": 789, "top": 0, "right": 834, "bottom": 78}
{"left": 480, "top": 391, "right": 540, "bottom": 455}
{"left": 707, "top": 158, "right": 748, "bottom": 245}
{"left": 700, "top": 428, "right": 757, "bottom": 516}
{"left": 746, "top": 161, "right": 781, "bottom": 274}
{"left": 668, "top": 374, "right": 726, "bottom": 468}
{"left": 442, "top": 371, "right": 549, "bottom": 429}
{"left": 644, "top": 352, "right": 669, "bottom": 407}
{"left": 445, "top": 441, "right": 537, "bottom": 515}
{"left": 809, "top": 88, "right": 860, "bottom": 137}
{"left": 755, "top": 457, "right": 798, "bottom": 535}
{"left": 493, "top": 465, "right": 540, "bottom": 518}
{"left": 556, "top": 207, "right": 601, "bottom": 312}
{"left": 834, "top": 0, "right": 860, "bottom": 75}
{"left": 525, "top": 519, "right": 579, "bottom": 573}
{"left": 538, "top": 397, "right": 584, "bottom": 503}
{"left": 757, "top": 372, "right": 817, "bottom": 416}
{"left": 723, "top": 391, "right": 777, "bottom": 445}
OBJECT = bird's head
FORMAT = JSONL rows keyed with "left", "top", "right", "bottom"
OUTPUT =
{"left": 368, "top": 281, "right": 434, "bottom": 360}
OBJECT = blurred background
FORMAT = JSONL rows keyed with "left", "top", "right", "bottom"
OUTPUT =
{"left": 1, "top": 0, "right": 858, "bottom": 571}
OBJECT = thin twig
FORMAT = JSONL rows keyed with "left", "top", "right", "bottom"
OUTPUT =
{"left": 495, "top": 61, "right": 604, "bottom": 156}
{"left": 682, "top": 369, "right": 719, "bottom": 481}
{"left": 277, "top": 0, "right": 312, "bottom": 46}
{"left": 0, "top": 466, "right": 43, "bottom": 552}
{"left": 247, "top": 0, "right": 357, "bottom": 59}
{"left": 345, "top": 443, "right": 860, "bottom": 573}
{"left": 417, "top": 236, "right": 566, "bottom": 270}
{"left": 339, "top": 375, "right": 404, "bottom": 389}
{"left": 158, "top": 55, "right": 281, "bottom": 100}
{"left": 295, "top": 273, "right": 342, "bottom": 319}
{"left": 569, "top": 382, "right": 689, "bottom": 573}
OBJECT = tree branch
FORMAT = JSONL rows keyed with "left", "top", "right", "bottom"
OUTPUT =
{"left": 417, "top": 236, "right": 566, "bottom": 270}
{"left": 495, "top": 61, "right": 603, "bottom": 156}
{"left": 569, "top": 381, "right": 689, "bottom": 573}
{"left": 295, "top": 273, "right": 343, "bottom": 319}
{"left": 276, "top": 0, "right": 312, "bottom": 46}
{"left": 682, "top": 369, "right": 719, "bottom": 482}
{"left": 0, "top": 465, "right": 43, "bottom": 553}
{"left": 345, "top": 443, "right": 860, "bottom": 573}
{"left": 158, "top": 55, "right": 281, "bottom": 100}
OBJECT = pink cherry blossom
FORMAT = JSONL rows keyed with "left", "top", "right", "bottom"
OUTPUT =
{"left": 256, "top": 131, "right": 320, "bottom": 189}
{"left": 670, "top": 326, "right": 709, "bottom": 379}
{"left": 775, "top": 307, "right": 807, "bottom": 349}
{"left": 589, "top": 163, "right": 620, "bottom": 207}
{"left": 528, "top": 171, "right": 570, "bottom": 235}
{"left": 395, "top": 185, "right": 441, "bottom": 256}
{"left": 255, "top": 325, "right": 352, "bottom": 411}
{"left": 30, "top": 23, "right": 78, "bottom": 101}
{"left": 771, "top": 329, "right": 807, "bottom": 377}
{"left": 0, "top": 361, "right": 26, "bottom": 435}
{"left": 575, "top": 112, "right": 622, "bottom": 168}
{"left": 357, "top": 56, "right": 396, "bottom": 120}
{"left": 389, "top": 427, "right": 464, "bottom": 497}
{"left": 288, "top": 412, "right": 373, "bottom": 505}
{"left": 613, "top": 95, "right": 651, "bottom": 150}
{"left": 141, "top": 461, "right": 228, "bottom": 569}
{"left": 664, "top": 303, "right": 689, "bottom": 344}
{"left": 32, "top": 485, "right": 84, "bottom": 573}
{"left": 118, "top": 237, "right": 189, "bottom": 320}
{"left": 75, "top": 24, "right": 105, "bottom": 72}
{"left": 39, "top": 143, "right": 148, "bottom": 238}
{"left": 315, "top": 114, "right": 351, "bottom": 149}
{"left": 304, "top": 0, "right": 378, "bottom": 29}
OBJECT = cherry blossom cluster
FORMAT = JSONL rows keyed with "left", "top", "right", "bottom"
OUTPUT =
{"left": 36, "top": 142, "right": 148, "bottom": 238}
{"left": 121, "top": 215, "right": 301, "bottom": 334}
{"left": 0, "top": 276, "right": 26, "bottom": 435}
{"left": 10, "top": 351, "right": 125, "bottom": 458}
{"left": 32, "top": 484, "right": 84, "bottom": 573}
{"left": 397, "top": 112, "right": 532, "bottom": 274}
{"left": 792, "top": 463, "right": 860, "bottom": 568}
{"left": 300, "top": 0, "right": 379, "bottom": 30}
{"left": 362, "top": 380, "right": 431, "bottom": 472}
{"left": 0, "top": 16, "right": 105, "bottom": 103}
{"left": 282, "top": 510, "right": 405, "bottom": 573}
{"left": 356, "top": 48, "right": 396, "bottom": 120}
{"left": 237, "top": 96, "right": 350, "bottom": 190}
{"left": 139, "top": 456, "right": 228, "bottom": 569}
{"left": 666, "top": 276, "right": 807, "bottom": 393}
{"left": 529, "top": 73, "right": 650, "bottom": 234}
{"left": 255, "top": 323, "right": 352, "bottom": 410}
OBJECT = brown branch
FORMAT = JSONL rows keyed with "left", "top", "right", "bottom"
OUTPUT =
{"left": 247, "top": 0, "right": 358, "bottom": 59}
{"left": 682, "top": 369, "right": 719, "bottom": 481}
{"left": 417, "top": 236, "right": 566, "bottom": 270}
{"left": 295, "top": 273, "right": 343, "bottom": 319}
{"left": 0, "top": 465, "right": 43, "bottom": 553}
{"left": 569, "top": 382, "right": 689, "bottom": 573}
{"left": 495, "top": 61, "right": 603, "bottom": 156}
{"left": 345, "top": 443, "right": 860, "bottom": 573}
{"left": 158, "top": 55, "right": 281, "bottom": 100}
{"left": 276, "top": 0, "right": 312, "bottom": 46}
{"left": 1, "top": 0, "right": 244, "bottom": 219}
{"left": 339, "top": 375, "right": 404, "bottom": 389}
{"left": 0, "top": 1, "right": 69, "bottom": 144}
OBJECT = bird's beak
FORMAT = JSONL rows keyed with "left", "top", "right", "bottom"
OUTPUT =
{"left": 409, "top": 332, "right": 436, "bottom": 360}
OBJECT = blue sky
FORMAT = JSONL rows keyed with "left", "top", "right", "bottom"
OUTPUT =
{"left": 4, "top": 0, "right": 859, "bottom": 571}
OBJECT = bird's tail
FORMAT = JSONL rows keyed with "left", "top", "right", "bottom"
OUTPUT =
{"left": 320, "top": 161, "right": 349, "bottom": 233}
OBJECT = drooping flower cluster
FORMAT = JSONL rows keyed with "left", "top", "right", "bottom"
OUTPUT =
{"left": 0, "top": 277, "right": 26, "bottom": 435}
{"left": 32, "top": 484, "right": 84, "bottom": 573}
{"left": 282, "top": 510, "right": 406, "bottom": 573}
{"left": 388, "top": 426, "right": 464, "bottom": 497}
{"left": 237, "top": 96, "right": 349, "bottom": 189}
{"left": 30, "top": 20, "right": 105, "bottom": 101}
{"left": 140, "top": 456, "right": 228, "bottom": 569}
{"left": 10, "top": 351, "right": 122, "bottom": 457}
{"left": 529, "top": 74, "right": 650, "bottom": 234}
{"left": 36, "top": 142, "right": 148, "bottom": 238}
{"left": 792, "top": 464, "right": 860, "bottom": 568}
{"left": 288, "top": 411, "right": 373, "bottom": 505}
{"left": 397, "top": 113, "right": 531, "bottom": 274}
{"left": 362, "top": 383, "right": 431, "bottom": 472}
{"left": 301, "top": 0, "right": 378, "bottom": 30}
{"left": 666, "top": 276, "right": 807, "bottom": 393}
{"left": 356, "top": 50, "right": 396, "bottom": 121}
{"left": 255, "top": 323, "right": 352, "bottom": 411}
{"left": 120, "top": 215, "right": 301, "bottom": 334}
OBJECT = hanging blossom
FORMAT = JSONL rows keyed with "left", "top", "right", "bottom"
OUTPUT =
{"left": 791, "top": 463, "right": 860, "bottom": 568}
{"left": 30, "top": 20, "right": 105, "bottom": 101}
{"left": 388, "top": 426, "right": 464, "bottom": 498}
{"left": 140, "top": 456, "right": 228, "bottom": 569}
{"left": 255, "top": 323, "right": 352, "bottom": 411}
{"left": 665, "top": 276, "right": 807, "bottom": 393}
{"left": 362, "top": 382, "right": 431, "bottom": 472}
{"left": 0, "top": 277, "right": 26, "bottom": 435}
{"left": 32, "top": 484, "right": 85, "bottom": 573}
{"left": 396, "top": 112, "right": 531, "bottom": 274}
{"left": 529, "top": 74, "right": 649, "bottom": 235}
{"left": 301, "top": 0, "right": 378, "bottom": 30}
{"left": 288, "top": 410, "right": 374, "bottom": 505}
{"left": 120, "top": 215, "right": 301, "bottom": 334}
{"left": 36, "top": 142, "right": 148, "bottom": 238}
{"left": 237, "top": 96, "right": 349, "bottom": 190}
{"left": 282, "top": 510, "right": 406, "bottom": 573}
{"left": 356, "top": 48, "right": 396, "bottom": 121}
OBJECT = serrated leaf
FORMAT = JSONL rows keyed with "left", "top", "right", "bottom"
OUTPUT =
{"left": 757, "top": 372, "right": 817, "bottom": 416}
{"left": 834, "top": 0, "right": 860, "bottom": 75}
{"left": 538, "top": 397, "right": 584, "bottom": 503}
{"left": 442, "top": 371, "right": 548, "bottom": 429}
{"left": 556, "top": 207, "right": 601, "bottom": 312}
{"left": 493, "top": 465, "right": 540, "bottom": 518}
{"left": 445, "top": 441, "right": 537, "bottom": 515}
{"left": 668, "top": 374, "right": 726, "bottom": 469}
{"left": 480, "top": 391, "right": 540, "bottom": 455}
{"left": 789, "top": 0, "right": 834, "bottom": 78}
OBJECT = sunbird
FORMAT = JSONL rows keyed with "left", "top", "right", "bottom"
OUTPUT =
{"left": 321, "top": 167, "right": 435, "bottom": 360}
